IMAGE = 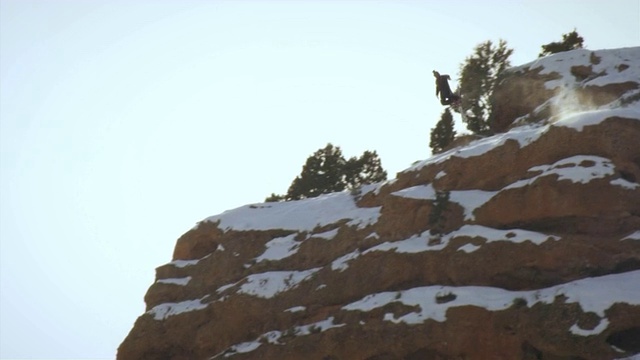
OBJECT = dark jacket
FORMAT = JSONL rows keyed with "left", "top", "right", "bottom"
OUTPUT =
{"left": 433, "top": 70, "right": 459, "bottom": 105}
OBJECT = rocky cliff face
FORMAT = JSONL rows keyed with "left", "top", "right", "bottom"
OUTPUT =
{"left": 118, "top": 47, "right": 640, "bottom": 360}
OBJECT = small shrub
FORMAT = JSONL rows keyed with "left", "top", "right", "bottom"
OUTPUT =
{"left": 429, "top": 190, "right": 451, "bottom": 235}
{"left": 435, "top": 291, "right": 457, "bottom": 304}
{"left": 512, "top": 297, "right": 528, "bottom": 308}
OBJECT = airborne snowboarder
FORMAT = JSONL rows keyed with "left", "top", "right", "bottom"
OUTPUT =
{"left": 433, "top": 70, "right": 460, "bottom": 106}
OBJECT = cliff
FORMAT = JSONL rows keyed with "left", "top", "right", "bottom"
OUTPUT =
{"left": 118, "top": 47, "right": 640, "bottom": 360}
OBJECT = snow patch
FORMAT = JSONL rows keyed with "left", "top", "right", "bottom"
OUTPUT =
{"left": 570, "top": 318, "right": 610, "bottom": 336}
{"left": 213, "top": 317, "right": 345, "bottom": 358}
{"left": 553, "top": 107, "right": 640, "bottom": 131}
{"left": 331, "top": 250, "right": 361, "bottom": 272}
{"left": 168, "top": 254, "right": 211, "bottom": 268}
{"left": 330, "top": 225, "right": 558, "bottom": 270}
{"left": 392, "top": 184, "right": 497, "bottom": 221}
{"left": 156, "top": 276, "right": 192, "bottom": 286}
{"left": 406, "top": 123, "right": 549, "bottom": 172}
{"left": 611, "top": 178, "right": 640, "bottom": 190}
{"left": 453, "top": 225, "right": 560, "bottom": 245}
{"left": 621, "top": 231, "right": 640, "bottom": 241}
{"left": 370, "top": 225, "right": 557, "bottom": 253}
{"left": 201, "top": 192, "right": 381, "bottom": 232}
{"left": 255, "top": 234, "right": 300, "bottom": 263}
{"left": 457, "top": 243, "right": 481, "bottom": 253}
{"left": 237, "top": 268, "right": 321, "bottom": 299}
{"left": 311, "top": 228, "right": 339, "bottom": 240}
{"left": 506, "top": 155, "right": 617, "bottom": 189}
{"left": 216, "top": 282, "right": 237, "bottom": 294}
{"left": 344, "top": 271, "right": 640, "bottom": 329}
{"left": 524, "top": 47, "right": 640, "bottom": 90}
{"left": 368, "top": 233, "right": 446, "bottom": 254}
{"left": 449, "top": 190, "right": 498, "bottom": 220}
{"left": 147, "top": 296, "right": 209, "bottom": 320}
{"left": 284, "top": 306, "right": 306, "bottom": 313}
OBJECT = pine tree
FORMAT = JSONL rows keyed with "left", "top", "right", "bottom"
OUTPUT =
{"left": 539, "top": 29, "right": 585, "bottom": 57}
{"left": 344, "top": 150, "right": 388, "bottom": 189}
{"left": 458, "top": 39, "right": 513, "bottom": 135}
{"left": 429, "top": 108, "right": 456, "bottom": 154}
{"left": 286, "top": 143, "right": 346, "bottom": 201}
{"left": 429, "top": 190, "right": 450, "bottom": 236}
{"left": 273, "top": 144, "right": 388, "bottom": 201}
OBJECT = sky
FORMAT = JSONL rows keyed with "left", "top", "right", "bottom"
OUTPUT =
{"left": 0, "top": 0, "right": 638, "bottom": 358}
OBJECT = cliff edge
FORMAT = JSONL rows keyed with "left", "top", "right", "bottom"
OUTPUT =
{"left": 118, "top": 47, "right": 640, "bottom": 360}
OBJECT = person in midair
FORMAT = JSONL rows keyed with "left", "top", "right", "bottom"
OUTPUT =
{"left": 433, "top": 70, "right": 460, "bottom": 106}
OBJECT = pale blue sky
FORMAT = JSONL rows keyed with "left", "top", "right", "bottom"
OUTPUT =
{"left": 1, "top": 0, "right": 638, "bottom": 358}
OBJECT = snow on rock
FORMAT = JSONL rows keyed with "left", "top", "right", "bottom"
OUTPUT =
{"left": 369, "top": 224, "right": 558, "bottom": 253}
{"left": 215, "top": 269, "right": 320, "bottom": 299}
{"left": 284, "top": 306, "right": 306, "bottom": 313}
{"left": 236, "top": 268, "right": 321, "bottom": 299}
{"left": 200, "top": 192, "right": 381, "bottom": 232}
{"left": 505, "top": 155, "right": 617, "bottom": 189}
{"left": 294, "top": 316, "right": 345, "bottom": 335}
{"left": 392, "top": 184, "right": 497, "bottom": 221}
{"left": 310, "top": 228, "right": 340, "bottom": 240}
{"left": 332, "top": 225, "right": 558, "bottom": 270}
{"left": 570, "top": 318, "right": 610, "bottom": 336}
{"left": 212, "top": 317, "right": 345, "bottom": 359}
{"left": 452, "top": 225, "right": 560, "bottom": 245}
{"left": 553, "top": 107, "right": 640, "bottom": 131}
{"left": 331, "top": 250, "right": 361, "bottom": 272}
{"left": 406, "top": 123, "right": 549, "bottom": 172}
{"left": 610, "top": 178, "right": 640, "bottom": 190}
{"left": 156, "top": 276, "right": 192, "bottom": 286}
{"left": 367, "top": 232, "right": 446, "bottom": 254}
{"left": 392, "top": 184, "right": 437, "bottom": 200}
{"left": 406, "top": 105, "right": 638, "bottom": 176}
{"left": 523, "top": 47, "right": 640, "bottom": 90}
{"left": 254, "top": 234, "right": 300, "bottom": 263}
{"left": 343, "top": 271, "right": 640, "bottom": 328}
{"left": 615, "top": 355, "right": 640, "bottom": 360}
{"left": 147, "top": 296, "right": 210, "bottom": 321}
{"left": 168, "top": 254, "right": 211, "bottom": 268}
{"left": 450, "top": 190, "right": 499, "bottom": 221}
{"left": 457, "top": 243, "right": 481, "bottom": 253}
{"left": 621, "top": 231, "right": 640, "bottom": 241}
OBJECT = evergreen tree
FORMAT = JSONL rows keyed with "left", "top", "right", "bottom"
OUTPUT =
{"left": 267, "top": 143, "right": 388, "bottom": 202}
{"left": 429, "top": 190, "right": 450, "bottom": 236}
{"left": 286, "top": 143, "right": 346, "bottom": 201}
{"left": 265, "top": 193, "right": 285, "bottom": 202}
{"left": 429, "top": 108, "right": 456, "bottom": 154}
{"left": 539, "top": 29, "right": 585, "bottom": 57}
{"left": 344, "top": 150, "right": 388, "bottom": 189}
{"left": 458, "top": 39, "right": 513, "bottom": 135}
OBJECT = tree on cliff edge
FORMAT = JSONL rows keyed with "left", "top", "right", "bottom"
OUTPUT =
{"left": 458, "top": 39, "right": 513, "bottom": 135}
{"left": 286, "top": 143, "right": 346, "bottom": 200}
{"left": 430, "top": 108, "right": 456, "bottom": 154}
{"left": 539, "top": 29, "right": 585, "bottom": 57}
{"left": 266, "top": 143, "right": 387, "bottom": 202}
